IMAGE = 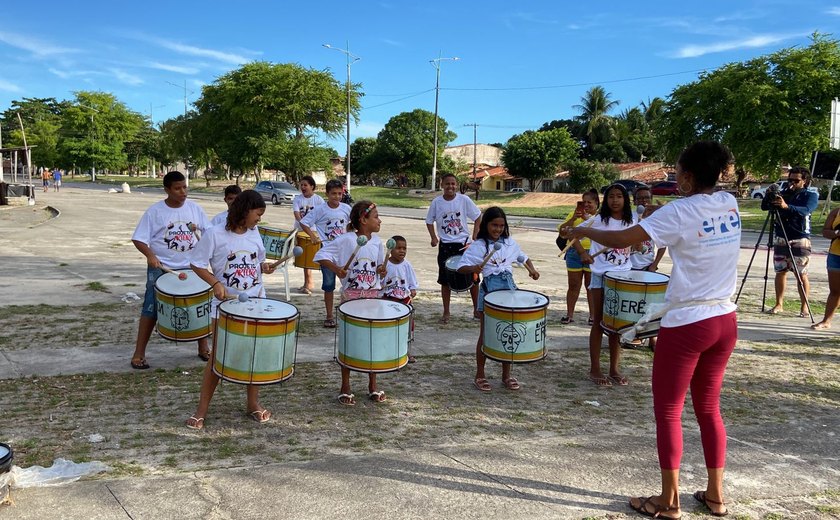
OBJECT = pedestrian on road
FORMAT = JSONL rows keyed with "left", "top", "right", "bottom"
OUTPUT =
{"left": 558, "top": 189, "right": 599, "bottom": 325}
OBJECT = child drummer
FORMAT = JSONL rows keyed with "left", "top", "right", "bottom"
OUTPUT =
{"left": 292, "top": 175, "right": 324, "bottom": 294}
{"left": 381, "top": 235, "right": 419, "bottom": 362}
{"left": 314, "top": 201, "right": 387, "bottom": 406}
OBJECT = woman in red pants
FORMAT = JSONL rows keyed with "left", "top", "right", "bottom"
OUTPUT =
{"left": 567, "top": 140, "right": 738, "bottom": 518}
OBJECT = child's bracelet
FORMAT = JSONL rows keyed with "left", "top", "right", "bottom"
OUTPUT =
{"left": 212, "top": 281, "right": 221, "bottom": 289}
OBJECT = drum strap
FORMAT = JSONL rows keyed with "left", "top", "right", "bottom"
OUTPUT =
{"left": 620, "top": 298, "right": 733, "bottom": 343}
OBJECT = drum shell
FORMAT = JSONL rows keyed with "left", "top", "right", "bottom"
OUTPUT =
{"left": 294, "top": 232, "right": 321, "bottom": 270}
{"left": 601, "top": 270, "right": 669, "bottom": 339}
{"left": 444, "top": 254, "right": 473, "bottom": 292}
{"left": 154, "top": 270, "right": 212, "bottom": 342}
{"left": 213, "top": 298, "right": 299, "bottom": 385}
{"left": 258, "top": 226, "right": 292, "bottom": 261}
{"left": 0, "top": 443, "right": 12, "bottom": 474}
{"left": 337, "top": 299, "right": 410, "bottom": 373}
{"left": 482, "top": 290, "right": 549, "bottom": 363}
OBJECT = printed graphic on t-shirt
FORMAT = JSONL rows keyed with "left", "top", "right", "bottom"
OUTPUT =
{"left": 222, "top": 250, "right": 261, "bottom": 290}
{"left": 347, "top": 254, "right": 377, "bottom": 290}
{"left": 300, "top": 204, "right": 315, "bottom": 218}
{"left": 325, "top": 218, "right": 347, "bottom": 241}
{"left": 383, "top": 275, "right": 409, "bottom": 299}
{"left": 603, "top": 247, "right": 632, "bottom": 267}
{"left": 163, "top": 221, "right": 199, "bottom": 252}
{"left": 698, "top": 208, "right": 741, "bottom": 247}
{"left": 440, "top": 211, "right": 465, "bottom": 237}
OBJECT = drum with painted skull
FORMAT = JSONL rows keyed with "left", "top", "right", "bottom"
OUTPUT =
{"left": 481, "top": 289, "right": 549, "bottom": 363}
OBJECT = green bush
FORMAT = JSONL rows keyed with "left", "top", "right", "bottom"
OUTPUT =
{"left": 566, "top": 159, "right": 619, "bottom": 193}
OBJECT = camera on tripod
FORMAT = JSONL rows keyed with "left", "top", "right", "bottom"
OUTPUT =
{"left": 765, "top": 183, "right": 782, "bottom": 199}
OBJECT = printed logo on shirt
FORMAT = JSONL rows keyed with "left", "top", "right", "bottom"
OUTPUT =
{"left": 347, "top": 254, "right": 377, "bottom": 290}
{"left": 698, "top": 208, "right": 741, "bottom": 246}
{"left": 163, "top": 221, "right": 198, "bottom": 252}
{"left": 602, "top": 247, "right": 632, "bottom": 266}
{"left": 441, "top": 211, "right": 465, "bottom": 236}
{"left": 222, "top": 250, "right": 261, "bottom": 291}
{"left": 383, "top": 276, "right": 409, "bottom": 299}
{"left": 325, "top": 218, "right": 346, "bottom": 241}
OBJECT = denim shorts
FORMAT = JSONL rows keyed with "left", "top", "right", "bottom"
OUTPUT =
{"left": 565, "top": 248, "right": 590, "bottom": 273}
{"left": 589, "top": 273, "right": 604, "bottom": 290}
{"left": 477, "top": 271, "right": 517, "bottom": 312}
{"left": 141, "top": 267, "right": 165, "bottom": 318}
{"left": 321, "top": 265, "right": 337, "bottom": 292}
{"left": 828, "top": 253, "right": 840, "bottom": 271}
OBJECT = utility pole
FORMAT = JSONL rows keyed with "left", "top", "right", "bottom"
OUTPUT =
{"left": 429, "top": 54, "right": 459, "bottom": 191}
{"left": 166, "top": 81, "right": 194, "bottom": 185}
{"left": 324, "top": 42, "right": 360, "bottom": 194}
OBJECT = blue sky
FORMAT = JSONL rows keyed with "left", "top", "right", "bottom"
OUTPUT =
{"left": 1, "top": 1, "right": 838, "bottom": 152}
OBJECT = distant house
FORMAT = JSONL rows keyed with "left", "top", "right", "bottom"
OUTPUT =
{"left": 445, "top": 144, "right": 503, "bottom": 167}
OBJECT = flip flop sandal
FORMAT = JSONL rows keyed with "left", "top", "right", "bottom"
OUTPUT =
{"left": 248, "top": 409, "right": 271, "bottom": 423}
{"left": 323, "top": 318, "right": 337, "bottom": 328}
{"left": 609, "top": 374, "right": 629, "bottom": 386}
{"left": 130, "top": 358, "right": 150, "bottom": 370}
{"left": 337, "top": 393, "right": 356, "bottom": 406}
{"left": 629, "top": 496, "right": 682, "bottom": 519}
{"left": 473, "top": 378, "right": 492, "bottom": 392}
{"left": 560, "top": 316, "right": 574, "bottom": 324}
{"left": 693, "top": 491, "right": 728, "bottom": 517}
{"left": 588, "top": 374, "right": 612, "bottom": 387}
{"left": 185, "top": 416, "right": 204, "bottom": 430}
{"left": 368, "top": 391, "right": 386, "bottom": 403}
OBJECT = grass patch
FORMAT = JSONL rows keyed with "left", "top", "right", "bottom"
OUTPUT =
{"left": 84, "top": 281, "right": 109, "bottom": 293}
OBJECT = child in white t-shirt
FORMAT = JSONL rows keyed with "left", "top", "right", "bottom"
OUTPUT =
{"left": 381, "top": 235, "right": 419, "bottom": 362}
{"left": 210, "top": 184, "right": 242, "bottom": 228}
{"left": 292, "top": 175, "right": 324, "bottom": 294}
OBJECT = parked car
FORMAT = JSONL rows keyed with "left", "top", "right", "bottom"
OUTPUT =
{"left": 508, "top": 187, "right": 527, "bottom": 193}
{"left": 649, "top": 181, "right": 680, "bottom": 196}
{"left": 254, "top": 181, "right": 301, "bottom": 205}
{"left": 600, "top": 179, "right": 648, "bottom": 194}
{"left": 749, "top": 181, "right": 819, "bottom": 199}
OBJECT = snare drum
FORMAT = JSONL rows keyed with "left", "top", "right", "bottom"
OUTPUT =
{"left": 213, "top": 298, "right": 300, "bottom": 385}
{"left": 602, "top": 270, "right": 669, "bottom": 339}
{"left": 482, "top": 290, "right": 549, "bottom": 363}
{"left": 154, "top": 270, "right": 212, "bottom": 341}
{"left": 336, "top": 299, "right": 410, "bottom": 372}
{"left": 294, "top": 232, "right": 321, "bottom": 270}
{"left": 258, "top": 225, "right": 293, "bottom": 261}
{"left": 444, "top": 254, "right": 474, "bottom": 292}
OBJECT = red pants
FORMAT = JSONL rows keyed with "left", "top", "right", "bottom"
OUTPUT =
{"left": 653, "top": 312, "right": 737, "bottom": 470}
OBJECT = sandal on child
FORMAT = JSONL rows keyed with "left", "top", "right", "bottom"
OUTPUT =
{"left": 560, "top": 316, "right": 574, "bottom": 325}
{"left": 693, "top": 491, "right": 728, "bottom": 517}
{"left": 503, "top": 377, "right": 521, "bottom": 391}
{"left": 185, "top": 416, "right": 204, "bottom": 430}
{"left": 248, "top": 409, "right": 271, "bottom": 424}
{"left": 474, "top": 378, "right": 492, "bottom": 392}
{"left": 629, "top": 496, "right": 681, "bottom": 519}
{"left": 368, "top": 390, "right": 386, "bottom": 403}
{"left": 609, "top": 374, "right": 629, "bottom": 386}
{"left": 589, "top": 374, "right": 612, "bottom": 387}
{"left": 337, "top": 393, "right": 356, "bottom": 406}
{"left": 130, "top": 357, "right": 150, "bottom": 370}
{"left": 323, "top": 318, "right": 337, "bottom": 328}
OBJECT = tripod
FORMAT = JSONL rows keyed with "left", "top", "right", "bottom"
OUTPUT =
{"left": 735, "top": 206, "right": 814, "bottom": 321}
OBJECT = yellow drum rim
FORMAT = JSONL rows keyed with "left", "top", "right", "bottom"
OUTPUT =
{"left": 217, "top": 314, "right": 298, "bottom": 336}
{"left": 337, "top": 352, "right": 408, "bottom": 372}
{"left": 481, "top": 344, "right": 546, "bottom": 363}
{"left": 212, "top": 362, "right": 294, "bottom": 384}
{"left": 483, "top": 305, "right": 547, "bottom": 322}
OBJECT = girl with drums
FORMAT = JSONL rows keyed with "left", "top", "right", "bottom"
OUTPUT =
{"left": 567, "top": 142, "right": 739, "bottom": 518}
{"left": 185, "top": 190, "right": 277, "bottom": 429}
{"left": 559, "top": 189, "right": 600, "bottom": 325}
{"left": 457, "top": 206, "right": 539, "bottom": 392}
{"left": 572, "top": 184, "right": 636, "bottom": 387}
{"left": 314, "top": 201, "right": 388, "bottom": 406}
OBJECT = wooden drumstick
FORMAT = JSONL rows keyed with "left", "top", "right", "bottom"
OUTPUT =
{"left": 160, "top": 265, "right": 188, "bottom": 280}
{"left": 592, "top": 246, "right": 611, "bottom": 257}
{"left": 268, "top": 246, "right": 304, "bottom": 269}
{"left": 560, "top": 219, "right": 595, "bottom": 254}
{"left": 516, "top": 254, "right": 537, "bottom": 277}
{"left": 479, "top": 242, "right": 503, "bottom": 269}
{"left": 342, "top": 235, "right": 369, "bottom": 271}
{"left": 189, "top": 223, "right": 202, "bottom": 241}
{"left": 383, "top": 238, "right": 397, "bottom": 266}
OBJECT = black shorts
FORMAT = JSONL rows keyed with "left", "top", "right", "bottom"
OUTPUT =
{"left": 437, "top": 241, "right": 466, "bottom": 285}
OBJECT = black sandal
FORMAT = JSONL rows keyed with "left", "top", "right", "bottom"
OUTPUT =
{"left": 629, "top": 496, "right": 681, "bottom": 519}
{"left": 693, "top": 491, "right": 728, "bottom": 517}
{"left": 560, "top": 316, "right": 573, "bottom": 324}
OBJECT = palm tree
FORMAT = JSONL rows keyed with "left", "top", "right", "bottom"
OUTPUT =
{"left": 573, "top": 86, "right": 620, "bottom": 148}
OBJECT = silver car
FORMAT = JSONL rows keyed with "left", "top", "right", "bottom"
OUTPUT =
{"left": 255, "top": 181, "right": 300, "bottom": 205}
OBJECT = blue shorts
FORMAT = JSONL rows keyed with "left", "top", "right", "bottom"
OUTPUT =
{"left": 477, "top": 271, "right": 517, "bottom": 312}
{"left": 828, "top": 253, "right": 840, "bottom": 271}
{"left": 321, "top": 265, "right": 337, "bottom": 292}
{"left": 565, "top": 248, "right": 591, "bottom": 273}
{"left": 141, "top": 267, "right": 165, "bottom": 318}
{"left": 589, "top": 273, "right": 604, "bottom": 290}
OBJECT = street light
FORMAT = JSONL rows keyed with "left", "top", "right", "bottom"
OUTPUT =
{"left": 166, "top": 80, "right": 194, "bottom": 186}
{"left": 324, "top": 42, "right": 360, "bottom": 194}
{"left": 148, "top": 103, "right": 166, "bottom": 178}
{"left": 430, "top": 54, "right": 459, "bottom": 191}
{"left": 77, "top": 103, "right": 100, "bottom": 182}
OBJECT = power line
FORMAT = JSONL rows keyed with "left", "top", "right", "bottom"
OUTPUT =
{"left": 440, "top": 68, "right": 709, "bottom": 92}
{"left": 361, "top": 89, "right": 434, "bottom": 111}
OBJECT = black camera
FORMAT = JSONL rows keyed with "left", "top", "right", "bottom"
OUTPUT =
{"left": 765, "top": 183, "right": 781, "bottom": 199}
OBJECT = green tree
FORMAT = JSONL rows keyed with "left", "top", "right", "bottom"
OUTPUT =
{"left": 375, "top": 109, "right": 456, "bottom": 189}
{"left": 573, "top": 86, "right": 620, "bottom": 151}
{"left": 566, "top": 159, "right": 619, "bottom": 193}
{"left": 1, "top": 97, "right": 67, "bottom": 168}
{"left": 501, "top": 128, "right": 580, "bottom": 189}
{"left": 348, "top": 136, "right": 382, "bottom": 185}
{"left": 657, "top": 33, "right": 840, "bottom": 179}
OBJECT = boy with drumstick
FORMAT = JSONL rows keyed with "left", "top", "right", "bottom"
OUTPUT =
{"left": 130, "top": 171, "right": 211, "bottom": 369}
{"left": 299, "top": 179, "right": 351, "bottom": 328}
{"left": 381, "top": 235, "right": 420, "bottom": 362}
{"left": 292, "top": 175, "right": 324, "bottom": 295}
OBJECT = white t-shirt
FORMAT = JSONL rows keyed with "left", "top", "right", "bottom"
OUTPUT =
{"left": 210, "top": 210, "right": 228, "bottom": 228}
{"left": 457, "top": 237, "right": 526, "bottom": 278}
{"left": 132, "top": 199, "right": 210, "bottom": 269}
{"left": 381, "top": 259, "right": 419, "bottom": 300}
{"left": 583, "top": 214, "right": 638, "bottom": 276}
{"left": 190, "top": 225, "right": 267, "bottom": 313}
{"left": 299, "top": 202, "right": 351, "bottom": 242}
{"left": 639, "top": 192, "right": 740, "bottom": 327}
{"left": 425, "top": 194, "right": 481, "bottom": 244}
{"left": 313, "top": 231, "right": 384, "bottom": 291}
{"left": 292, "top": 193, "right": 324, "bottom": 230}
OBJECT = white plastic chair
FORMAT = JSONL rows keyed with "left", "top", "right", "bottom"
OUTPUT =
{"left": 273, "top": 230, "right": 297, "bottom": 301}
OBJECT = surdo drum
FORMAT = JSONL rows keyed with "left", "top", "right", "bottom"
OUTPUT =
{"left": 336, "top": 299, "right": 410, "bottom": 372}
{"left": 482, "top": 290, "right": 549, "bottom": 363}
{"left": 213, "top": 298, "right": 300, "bottom": 385}
{"left": 294, "top": 232, "right": 321, "bottom": 270}
{"left": 258, "top": 225, "right": 293, "bottom": 261}
{"left": 601, "top": 270, "right": 669, "bottom": 339}
{"left": 444, "top": 254, "right": 474, "bottom": 292}
{"left": 154, "top": 269, "right": 212, "bottom": 341}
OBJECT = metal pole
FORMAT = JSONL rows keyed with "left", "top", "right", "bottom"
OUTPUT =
{"left": 345, "top": 42, "right": 352, "bottom": 193}
{"left": 431, "top": 63, "right": 440, "bottom": 191}
{"left": 0, "top": 122, "right": 4, "bottom": 183}
{"left": 90, "top": 114, "right": 96, "bottom": 183}
{"left": 473, "top": 123, "right": 477, "bottom": 179}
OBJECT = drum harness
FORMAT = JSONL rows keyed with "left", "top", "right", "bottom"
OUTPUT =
{"left": 621, "top": 298, "right": 734, "bottom": 343}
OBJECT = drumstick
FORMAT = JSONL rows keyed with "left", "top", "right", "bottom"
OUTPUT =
{"left": 268, "top": 246, "right": 304, "bottom": 269}
{"left": 479, "top": 242, "right": 503, "bottom": 269}
{"left": 516, "top": 254, "right": 537, "bottom": 277}
{"left": 342, "top": 235, "right": 369, "bottom": 271}
{"left": 592, "top": 246, "right": 611, "bottom": 257}
{"left": 189, "top": 223, "right": 202, "bottom": 241}
{"left": 560, "top": 219, "right": 595, "bottom": 254}
{"left": 223, "top": 288, "right": 250, "bottom": 302}
{"left": 383, "top": 238, "right": 397, "bottom": 265}
{"left": 160, "top": 265, "right": 188, "bottom": 280}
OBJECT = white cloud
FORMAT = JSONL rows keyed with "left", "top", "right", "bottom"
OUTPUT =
{"left": 49, "top": 68, "right": 101, "bottom": 79}
{"left": 672, "top": 34, "right": 794, "bottom": 58}
{"left": 148, "top": 62, "right": 200, "bottom": 75}
{"left": 381, "top": 39, "right": 403, "bottom": 47}
{"left": 110, "top": 68, "right": 144, "bottom": 86}
{"left": 0, "top": 79, "right": 22, "bottom": 93}
{"left": 0, "top": 31, "right": 78, "bottom": 57}
{"left": 827, "top": 6, "right": 840, "bottom": 15}
{"left": 146, "top": 36, "right": 250, "bottom": 65}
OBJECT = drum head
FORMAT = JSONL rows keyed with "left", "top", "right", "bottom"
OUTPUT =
{"left": 605, "top": 270, "right": 669, "bottom": 284}
{"left": 155, "top": 270, "right": 211, "bottom": 296}
{"left": 484, "top": 289, "right": 549, "bottom": 309}
{"left": 339, "top": 298, "right": 410, "bottom": 320}
{"left": 219, "top": 297, "right": 298, "bottom": 320}
{"left": 444, "top": 254, "right": 462, "bottom": 270}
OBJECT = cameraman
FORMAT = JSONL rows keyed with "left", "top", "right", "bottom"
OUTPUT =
{"left": 761, "top": 166, "right": 819, "bottom": 316}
